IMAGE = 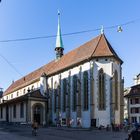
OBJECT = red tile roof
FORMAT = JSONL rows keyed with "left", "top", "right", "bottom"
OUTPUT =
{"left": 124, "top": 84, "right": 140, "bottom": 98}
{"left": 4, "top": 34, "right": 122, "bottom": 95}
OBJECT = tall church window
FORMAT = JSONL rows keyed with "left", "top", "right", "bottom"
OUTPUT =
{"left": 73, "top": 75, "right": 77, "bottom": 111}
{"left": 57, "top": 74, "right": 61, "bottom": 112}
{"left": 114, "top": 70, "right": 118, "bottom": 110}
{"left": 20, "top": 102, "right": 24, "bottom": 118}
{"left": 49, "top": 78, "right": 53, "bottom": 114}
{"left": 67, "top": 71, "right": 71, "bottom": 111}
{"left": 54, "top": 82, "right": 58, "bottom": 113}
{"left": 63, "top": 79, "right": 67, "bottom": 112}
{"left": 98, "top": 68, "right": 106, "bottom": 110}
{"left": 83, "top": 71, "right": 89, "bottom": 111}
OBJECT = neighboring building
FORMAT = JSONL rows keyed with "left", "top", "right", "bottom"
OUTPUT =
{"left": 125, "top": 84, "right": 140, "bottom": 123}
{"left": 124, "top": 74, "right": 140, "bottom": 124}
{"left": 0, "top": 13, "right": 124, "bottom": 128}
{"left": 124, "top": 88, "right": 130, "bottom": 120}
{"left": 134, "top": 74, "right": 140, "bottom": 85}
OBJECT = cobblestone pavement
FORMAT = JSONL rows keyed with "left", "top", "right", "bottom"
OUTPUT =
{"left": 0, "top": 125, "right": 128, "bottom": 140}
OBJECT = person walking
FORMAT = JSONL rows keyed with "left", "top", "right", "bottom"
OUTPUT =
{"left": 128, "top": 125, "right": 140, "bottom": 140}
{"left": 31, "top": 120, "right": 39, "bottom": 136}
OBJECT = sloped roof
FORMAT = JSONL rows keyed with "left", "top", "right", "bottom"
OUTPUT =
{"left": 4, "top": 34, "right": 122, "bottom": 96}
{"left": 0, "top": 89, "right": 47, "bottom": 105}
{"left": 124, "top": 84, "right": 140, "bottom": 98}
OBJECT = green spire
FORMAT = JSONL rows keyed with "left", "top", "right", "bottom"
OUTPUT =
{"left": 55, "top": 10, "right": 64, "bottom": 60}
{"left": 56, "top": 10, "right": 64, "bottom": 49}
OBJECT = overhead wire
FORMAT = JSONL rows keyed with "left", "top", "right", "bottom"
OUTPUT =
{"left": 0, "top": 18, "right": 139, "bottom": 43}
{"left": 0, "top": 18, "right": 140, "bottom": 77}
{"left": 0, "top": 53, "right": 23, "bottom": 76}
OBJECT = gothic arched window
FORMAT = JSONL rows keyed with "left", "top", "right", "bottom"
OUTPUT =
{"left": 54, "top": 81, "right": 58, "bottom": 113}
{"left": 73, "top": 75, "right": 77, "bottom": 111}
{"left": 83, "top": 71, "right": 89, "bottom": 111}
{"left": 98, "top": 68, "right": 105, "bottom": 110}
{"left": 114, "top": 70, "right": 118, "bottom": 110}
{"left": 63, "top": 79, "right": 67, "bottom": 112}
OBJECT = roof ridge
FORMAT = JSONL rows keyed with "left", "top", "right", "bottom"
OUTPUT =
{"left": 103, "top": 35, "right": 123, "bottom": 63}
{"left": 90, "top": 34, "right": 102, "bottom": 58}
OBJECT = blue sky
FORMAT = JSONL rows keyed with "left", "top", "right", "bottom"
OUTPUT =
{"left": 0, "top": 0, "right": 140, "bottom": 90}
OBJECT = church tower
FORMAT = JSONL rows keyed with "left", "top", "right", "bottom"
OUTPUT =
{"left": 55, "top": 11, "right": 64, "bottom": 60}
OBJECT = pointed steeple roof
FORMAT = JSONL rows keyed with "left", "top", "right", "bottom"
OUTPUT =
{"left": 91, "top": 34, "right": 123, "bottom": 63}
{"left": 55, "top": 11, "right": 64, "bottom": 49}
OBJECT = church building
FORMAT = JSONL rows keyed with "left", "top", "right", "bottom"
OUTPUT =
{"left": 0, "top": 13, "right": 124, "bottom": 128}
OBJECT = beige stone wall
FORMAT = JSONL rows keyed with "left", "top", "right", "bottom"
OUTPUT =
{"left": 10, "top": 102, "right": 26, "bottom": 122}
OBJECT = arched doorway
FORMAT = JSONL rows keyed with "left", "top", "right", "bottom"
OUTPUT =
{"left": 32, "top": 104, "right": 43, "bottom": 125}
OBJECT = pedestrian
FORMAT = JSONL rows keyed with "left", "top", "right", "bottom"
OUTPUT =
{"left": 58, "top": 119, "right": 61, "bottom": 127}
{"left": 67, "top": 118, "right": 70, "bottom": 127}
{"left": 106, "top": 124, "right": 110, "bottom": 131}
{"left": 31, "top": 120, "right": 39, "bottom": 136}
{"left": 111, "top": 122, "right": 115, "bottom": 131}
{"left": 128, "top": 125, "right": 140, "bottom": 140}
{"left": 70, "top": 118, "right": 74, "bottom": 127}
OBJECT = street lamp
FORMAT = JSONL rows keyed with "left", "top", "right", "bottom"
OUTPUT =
{"left": 117, "top": 26, "right": 123, "bottom": 32}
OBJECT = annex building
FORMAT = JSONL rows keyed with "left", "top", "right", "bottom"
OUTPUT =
{"left": 0, "top": 14, "right": 124, "bottom": 128}
{"left": 124, "top": 74, "right": 140, "bottom": 124}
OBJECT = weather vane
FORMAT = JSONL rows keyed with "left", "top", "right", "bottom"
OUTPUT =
{"left": 101, "top": 25, "right": 104, "bottom": 34}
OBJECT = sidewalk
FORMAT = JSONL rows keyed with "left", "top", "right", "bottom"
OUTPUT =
{"left": 0, "top": 124, "right": 128, "bottom": 140}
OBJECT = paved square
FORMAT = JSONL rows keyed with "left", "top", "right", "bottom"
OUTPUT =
{"left": 0, "top": 125, "right": 128, "bottom": 140}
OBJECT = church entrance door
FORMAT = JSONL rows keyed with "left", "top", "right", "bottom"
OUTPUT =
{"left": 33, "top": 104, "right": 43, "bottom": 125}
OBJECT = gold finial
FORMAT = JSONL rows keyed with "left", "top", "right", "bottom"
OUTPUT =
{"left": 58, "top": 10, "right": 60, "bottom": 16}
